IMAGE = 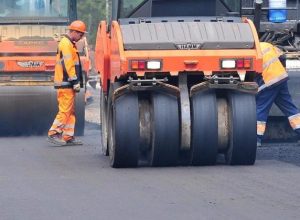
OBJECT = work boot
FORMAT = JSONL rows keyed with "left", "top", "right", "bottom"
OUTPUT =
{"left": 64, "top": 137, "right": 83, "bottom": 146}
{"left": 47, "top": 134, "right": 66, "bottom": 146}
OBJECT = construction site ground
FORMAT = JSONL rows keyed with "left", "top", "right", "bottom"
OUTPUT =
{"left": 1, "top": 84, "right": 300, "bottom": 220}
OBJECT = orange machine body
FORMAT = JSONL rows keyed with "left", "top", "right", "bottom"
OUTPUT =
{"left": 96, "top": 18, "right": 263, "bottom": 93}
{"left": 0, "top": 38, "right": 89, "bottom": 84}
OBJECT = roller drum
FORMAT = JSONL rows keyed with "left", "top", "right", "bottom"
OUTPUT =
{"left": 0, "top": 86, "right": 85, "bottom": 136}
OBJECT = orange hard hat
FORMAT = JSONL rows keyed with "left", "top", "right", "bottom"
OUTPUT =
{"left": 68, "top": 20, "right": 88, "bottom": 33}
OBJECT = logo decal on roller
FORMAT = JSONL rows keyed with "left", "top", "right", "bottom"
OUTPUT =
{"left": 176, "top": 43, "right": 202, "bottom": 50}
{"left": 17, "top": 61, "right": 44, "bottom": 68}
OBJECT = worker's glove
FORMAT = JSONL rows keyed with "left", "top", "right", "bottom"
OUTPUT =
{"left": 73, "top": 83, "right": 80, "bottom": 93}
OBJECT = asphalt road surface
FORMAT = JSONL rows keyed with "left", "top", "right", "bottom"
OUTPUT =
{"left": 1, "top": 87, "right": 300, "bottom": 220}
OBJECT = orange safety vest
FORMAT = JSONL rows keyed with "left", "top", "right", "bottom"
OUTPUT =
{"left": 54, "top": 35, "right": 82, "bottom": 89}
{"left": 258, "top": 42, "right": 288, "bottom": 92}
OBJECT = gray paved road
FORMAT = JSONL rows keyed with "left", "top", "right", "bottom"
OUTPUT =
{"left": 1, "top": 87, "right": 300, "bottom": 220}
{"left": 1, "top": 122, "right": 300, "bottom": 220}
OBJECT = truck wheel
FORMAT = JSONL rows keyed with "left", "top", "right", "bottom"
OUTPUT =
{"left": 191, "top": 90, "right": 218, "bottom": 165}
{"left": 108, "top": 86, "right": 139, "bottom": 168}
{"left": 150, "top": 92, "right": 179, "bottom": 166}
{"left": 100, "top": 88, "right": 108, "bottom": 156}
{"left": 225, "top": 91, "right": 257, "bottom": 165}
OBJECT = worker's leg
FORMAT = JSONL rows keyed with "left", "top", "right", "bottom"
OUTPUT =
{"left": 274, "top": 80, "right": 300, "bottom": 136}
{"left": 62, "top": 101, "right": 75, "bottom": 141}
{"left": 48, "top": 89, "right": 74, "bottom": 137}
{"left": 256, "top": 86, "right": 279, "bottom": 145}
{"left": 63, "top": 110, "right": 83, "bottom": 145}
{"left": 59, "top": 91, "right": 83, "bottom": 145}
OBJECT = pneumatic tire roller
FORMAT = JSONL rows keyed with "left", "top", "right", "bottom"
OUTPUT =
{"left": 96, "top": 15, "right": 263, "bottom": 167}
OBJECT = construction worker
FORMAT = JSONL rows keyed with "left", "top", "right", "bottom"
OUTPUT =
{"left": 256, "top": 42, "right": 300, "bottom": 147}
{"left": 47, "top": 20, "right": 87, "bottom": 146}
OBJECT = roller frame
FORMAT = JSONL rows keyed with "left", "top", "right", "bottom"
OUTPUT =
{"left": 178, "top": 73, "right": 191, "bottom": 151}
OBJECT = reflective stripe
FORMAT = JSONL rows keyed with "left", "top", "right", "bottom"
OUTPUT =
{"left": 56, "top": 55, "right": 72, "bottom": 65}
{"left": 54, "top": 81, "right": 72, "bottom": 86}
{"left": 68, "top": 76, "right": 78, "bottom": 81}
{"left": 257, "top": 121, "right": 266, "bottom": 136}
{"left": 275, "top": 47, "right": 283, "bottom": 56}
{"left": 49, "top": 128, "right": 62, "bottom": 134}
{"left": 258, "top": 72, "right": 288, "bottom": 92}
{"left": 63, "top": 54, "right": 72, "bottom": 60}
{"left": 53, "top": 119, "right": 63, "bottom": 126}
{"left": 288, "top": 113, "right": 300, "bottom": 130}
{"left": 262, "top": 47, "right": 272, "bottom": 55}
{"left": 49, "top": 119, "right": 65, "bottom": 133}
{"left": 63, "top": 131, "right": 74, "bottom": 136}
{"left": 263, "top": 57, "right": 279, "bottom": 70}
{"left": 48, "top": 130, "right": 61, "bottom": 136}
{"left": 64, "top": 124, "right": 75, "bottom": 129}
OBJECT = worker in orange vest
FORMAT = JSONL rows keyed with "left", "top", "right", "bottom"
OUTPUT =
{"left": 47, "top": 20, "right": 87, "bottom": 146}
{"left": 256, "top": 42, "right": 300, "bottom": 147}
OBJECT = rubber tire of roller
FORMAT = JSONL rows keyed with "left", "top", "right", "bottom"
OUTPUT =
{"left": 150, "top": 92, "right": 180, "bottom": 167}
{"left": 108, "top": 88, "right": 139, "bottom": 168}
{"left": 225, "top": 91, "right": 257, "bottom": 165}
{"left": 100, "top": 88, "right": 109, "bottom": 156}
{"left": 191, "top": 89, "right": 218, "bottom": 166}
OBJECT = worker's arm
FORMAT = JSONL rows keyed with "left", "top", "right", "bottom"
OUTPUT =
{"left": 279, "top": 54, "right": 286, "bottom": 67}
{"left": 60, "top": 41, "right": 78, "bottom": 84}
{"left": 274, "top": 45, "right": 286, "bottom": 67}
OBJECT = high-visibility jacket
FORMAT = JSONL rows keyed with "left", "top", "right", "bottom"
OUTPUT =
{"left": 256, "top": 42, "right": 288, "bottom": 92}
{"left": 54, "top": 35, "right": 82, "bottom": 89}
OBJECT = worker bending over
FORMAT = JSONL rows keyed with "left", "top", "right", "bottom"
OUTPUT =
{"left": 47, "top": 20, "right": 87, "bottom": 146}
{"left": 256, "top": 42, "right": 300, "bottom": 146}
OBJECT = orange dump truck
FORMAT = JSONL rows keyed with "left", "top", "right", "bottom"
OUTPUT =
{"left": 0, "top": 0, "right": 88, "bottom": 136}
{"left": 95, "top": 0, "right": 263, "bottom": 167}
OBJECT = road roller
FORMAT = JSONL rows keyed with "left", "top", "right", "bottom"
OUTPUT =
{"left": 95, "top": 0, "right": 263, "bottom": 167}
{"left": 0, "top": 0, "right": 88, "bottom": 136}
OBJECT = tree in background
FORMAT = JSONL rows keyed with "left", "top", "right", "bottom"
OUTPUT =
{"left": 77, "top": 0, "right": 106, "bottom": 46}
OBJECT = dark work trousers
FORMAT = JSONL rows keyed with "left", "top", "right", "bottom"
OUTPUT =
{"left": 256, "top": 80, "right": 300, "bottom": 140}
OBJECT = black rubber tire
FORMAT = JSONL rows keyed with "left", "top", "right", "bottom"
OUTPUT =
{"left": 100, "top": 88, "right": 109, "bottom": 155}
{"left": 191, "top": 90, "right": 218, "bottom": 166}
{"left": 75, "top": 89, "right": 85, "bottom": 136}
{"left": 150, "top": 92, "right": 180, "bottom": 167}
{"left": 108, "top": 84, "right": 140, "bottom": 168}
{"left": 225, "top": 91, "right": 257, "bottom": 165}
